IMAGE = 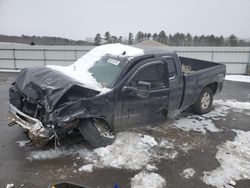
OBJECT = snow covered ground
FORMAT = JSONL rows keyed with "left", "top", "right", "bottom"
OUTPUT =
{"left": 202, "top": 130, "right": 250, "bottom": 188}
{"left": 21, "top": 99, "right": 250, "bottom": 187}
{"left": 225, "top": 75, "right": 250, "bottom": 83}
{"left": 172, "top": 99, "right": 250, "bottom": 134}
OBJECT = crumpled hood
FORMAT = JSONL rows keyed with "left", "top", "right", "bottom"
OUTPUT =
{"left": 14, "top": 67, "right": 100, "bottom": 111}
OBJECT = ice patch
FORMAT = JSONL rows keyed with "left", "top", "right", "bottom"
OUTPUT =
{"left": 180, "top": 168, "right": 195, "bottom": 179}
{"left": 16, "top": 140, "right": 30, "bottom": 147}
{"left": 47, "top": 44, "right": 144, "bottom": 93}
{"left": 131, "top": 171, "right": 167, "bottom": 188}
{"left": 202, "top": 130, "right": 250, "bottom": 188}
{"left": 225, "top": 75, "right": 250, "bottom": 83}
{"left": 79, "top": 164, "right": 93, "bottom": 172}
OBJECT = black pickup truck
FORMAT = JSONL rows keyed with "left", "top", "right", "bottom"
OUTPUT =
{"left": 9, "top": 44, "right": 226, "bottom": 147}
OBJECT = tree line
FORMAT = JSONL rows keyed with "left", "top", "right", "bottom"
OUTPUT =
{"left": 0, "top": 34, "right": 92, "bottom": 46}
{"left": 95, "top": 31, "right": 250, "bottom": 46}
{"left": 1, "top": 32, "right": 249, "bottom": 47}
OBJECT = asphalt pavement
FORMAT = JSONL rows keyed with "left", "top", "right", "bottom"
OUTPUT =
{"left": 0, "top": 72, "right": 250, "bottom": 188}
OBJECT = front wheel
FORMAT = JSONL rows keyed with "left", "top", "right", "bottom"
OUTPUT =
{"left": 78, "top": 118, "right": 115, "bottom": 148}
{"left": 193, "top": 87, "right": 213, "bottom": 115}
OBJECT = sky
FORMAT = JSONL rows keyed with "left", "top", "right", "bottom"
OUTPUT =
{"left": 0, "top": 0, "right": 250, "bottom": 40}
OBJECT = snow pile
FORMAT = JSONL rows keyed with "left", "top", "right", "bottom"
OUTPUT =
{"left": 225, "top": 75, "right": 250, "bottom": 83}
{"left": 16, "top": 140, "right": 30, "bottom": 147}
{"left": 78, "top": 164, "right": 93, "bottom": 172}
{"left": 131, "top": 171, "right": 167, "bottom": 188}
{"left": 6, "top": 184, "right": 14, "bottom": 188}
{"left": 79, "top": 132, "right": 158, "bottom": 170}
{"left": 180, "top": 168, "right": 195, "bottom": 179}
{"left": 47, "top": 44, "right": 144, "bottom": 93}
{"left": 26, "top": 132, "right": 180, "bottom": 172}
{"left": 27, "top": 149, "right": 68, "bottom": 160}
{"left": 202, "top": 130, "right": 250, "bottom": 188}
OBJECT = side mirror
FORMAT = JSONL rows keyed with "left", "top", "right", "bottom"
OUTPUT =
{"left": 122, "top": 81, "right": 151, "bottom": 98}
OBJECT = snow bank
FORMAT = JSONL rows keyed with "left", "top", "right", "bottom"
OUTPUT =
{"left": 180, "top": 168, "right": 195, "bottom": 179}
{"left": 225, "top": 75, "right": 250, "bottom": 83}
{"left": 47, "top": 44, "right": 144, "bottom": 93}
{"left": 202, "top": 130, "right": 250, "bottom": 188}
{"left": 131, "top": 171, "right": 167, "bottom": 188}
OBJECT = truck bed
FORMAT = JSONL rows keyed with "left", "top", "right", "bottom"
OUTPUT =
{"left": 178, "top": 56, "right": 226, "bottom": 110}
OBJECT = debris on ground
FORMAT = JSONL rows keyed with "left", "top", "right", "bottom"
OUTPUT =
{"left": 180, "top": 168, "right": 196, "bottom": 179}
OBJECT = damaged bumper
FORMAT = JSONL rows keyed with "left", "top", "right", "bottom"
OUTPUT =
{"left": 9, "top": 104, "right": 53, "bottom": 147}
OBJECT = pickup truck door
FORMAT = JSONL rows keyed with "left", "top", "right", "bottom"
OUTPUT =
{"left": 114, "top": 59, "right": 169, "bottom": 131}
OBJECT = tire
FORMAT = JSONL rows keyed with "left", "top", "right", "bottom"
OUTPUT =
{"left": 193, "top": 87, "right": 213, "bottom": 115}
{"left": 78, "top": 118, "right": 115, "bottom": 148}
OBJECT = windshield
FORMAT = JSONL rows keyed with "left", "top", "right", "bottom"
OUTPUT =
{"left": 89, "top": 55, "right": 129, "bottom": 88}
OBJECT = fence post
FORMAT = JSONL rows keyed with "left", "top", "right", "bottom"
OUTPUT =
{"left": 43, "top": 49, "right": 46, "bottom": 66}
{"left": 12, "top": 49, "right": 17, "bottom": 70}
{"left": 74, "top": 49, "right": 77, "bottom": 61}
{"left": 248, "top": 51, "right": 250, "bottom": 64}
{"left": 211, "top": 51, "right": 214, "bottom": 62}
{"left": 247, "top": 51, "right": 250, "bottom": 75}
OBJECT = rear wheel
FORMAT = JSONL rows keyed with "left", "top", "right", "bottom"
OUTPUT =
{"left": 193, "top": 87, "right": 213, "bottom": 114}
{"left": 78, "top": 118, "right": 115, "bottom": 148}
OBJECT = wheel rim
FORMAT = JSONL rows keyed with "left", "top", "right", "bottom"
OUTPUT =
{"left": 93, "top": 119, "right": 115, "bottom": 139}
{"left": 201, "top": 92, "right": 211, "bottom": 110}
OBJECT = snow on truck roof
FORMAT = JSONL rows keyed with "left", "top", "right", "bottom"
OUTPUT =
{"left": 47, "top": 44, "right": 144, "bottom": 93}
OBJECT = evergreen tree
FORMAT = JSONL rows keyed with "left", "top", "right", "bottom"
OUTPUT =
{"left": 118, "top": 36, "right": 123, "bottom": 43}
{"left": 158, "top": 30, "right": 167, "bottom": 44}
{"left": 147, "top": 33, "right": 151, "bottom": 40}
{"left": 228, "top": 34, "right": 238, "bottom": 46}
{"left": 105, "top": 31, "right": 111, "bottom": 43}
{"left": 128, "top": 32, "right": 134, "bottom": 45}
{"left": 94, "top": 33, "right": 101, "bottom": 46}
{"left": 152, "top": 33, "right": 158, "bottom": 41}
{"left": 135, "top": 31, "right": 144, "bottom": 42}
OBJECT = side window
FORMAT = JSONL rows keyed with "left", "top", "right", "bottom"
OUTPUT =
{"left": 167, "top": 59, "right": 177, "bottom": 78}
{"left": 130, "top": 63, "right": 168, "bottom": 90}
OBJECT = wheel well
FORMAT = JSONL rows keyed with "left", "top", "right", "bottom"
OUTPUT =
{"left": 89, "top": 117, "right": 113, "bottom": 132}
{"left": 205, "top": 82, "right": 218, "bottom": 94}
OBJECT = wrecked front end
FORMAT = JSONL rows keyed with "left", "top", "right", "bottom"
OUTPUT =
{"left": 8, "top": 67, "right": 112, "bottom": 147}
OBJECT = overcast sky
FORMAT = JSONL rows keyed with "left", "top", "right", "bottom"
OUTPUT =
{"left": 0, "top": 0, "right": 250, "bottom": 40}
